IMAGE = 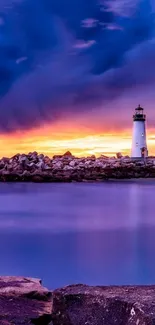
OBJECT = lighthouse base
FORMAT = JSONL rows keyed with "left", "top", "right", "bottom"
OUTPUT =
{"left": 131, "top": 147, "right": 148, "bottom": 159}
{"left": 131, "top": 157, "right": 147, "bottom": 160}
{"left": 131, "top": 120, "right": 148, "bottom": 158}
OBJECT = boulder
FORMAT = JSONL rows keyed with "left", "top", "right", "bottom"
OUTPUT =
{"left": 38, "top": 154, "right": 44, "bottom": 159}
{"left": 116, "top": 152, "right": 123, "bottom": 159}
{"left": 22, "top": 170, "right": 31, "bottom": 179}
{"left": 36, "top": 161, "right": 45, "bottom": 169}
{"left": 31, "top": 175, "right": 44, "bottom": 182}
{"left": 0, "top": 161, "right": 5, "bottom": 169}
{"left": 99, "top": 154, "right": 109, "bottom": 159}
{"left": 1, "top": 157, "right": 10, "bottom": 164}
{"left": 69, "top": 160, "right": 77, "bottom": 167}
{"left": 44, "top": 156, "right": 51, "bottom": 164}
{"left": 63, "top": 165, "right": 73, "bottom": 171}
{"left": 123, "top": 155, "right": 130, "bottom": 159}
{"left": 44, "top": 165, "right": 52, "bottom": 170}
{"left": 52, "top": 284, "right": 155, "bottom": 325}
{"left": 63, "top": 151, "right": 73, "bottom": 157}
{"left": 89, "top": 155, "right": 96, "bottom": 160}
{"left": 18, "top": 154, "right": 27, "bottom": 162}
{"left": 52, "top": 161, "right": 63, "bottom": 169}
{"left": 28, "top": 152, "right": 38, "bottom": 162}
{"left": 31, "top": 151, "right": 38, "bottom": 156}
{"left": 94, "top": 161, "right": 104, "bottom": 168}
{"left": 78, "top": 162, "right": 85, "bottom": 168}
{"left": 10, "top": 154, "right": 20, "bottom": 161}
{"left": 0, "top": 276, "right": 52, "bottom": 325}
{"left": 53, "top": 155, "right": 63, "bottom": 159}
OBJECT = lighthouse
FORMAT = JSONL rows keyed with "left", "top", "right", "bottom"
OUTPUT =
{"left": 131, "top": 105, "right": 148, "bottom": 158}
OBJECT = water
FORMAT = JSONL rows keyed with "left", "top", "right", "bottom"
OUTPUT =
{"left": 0, "top": 181, "right": 155, "bottom": 289}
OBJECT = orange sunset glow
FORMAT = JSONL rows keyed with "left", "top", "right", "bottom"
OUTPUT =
{"left": 0, "top": 120, "right": 155, "bottom": 158}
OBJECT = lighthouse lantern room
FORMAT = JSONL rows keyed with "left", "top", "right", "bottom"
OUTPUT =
{"left": 131, "top": 105, "right": 148, "bottom": 158}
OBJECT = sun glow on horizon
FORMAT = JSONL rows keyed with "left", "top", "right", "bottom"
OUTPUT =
{"left": 0, "top": 121, "right": 155, "bottom": 158}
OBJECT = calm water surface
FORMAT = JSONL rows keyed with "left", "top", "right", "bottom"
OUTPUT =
{"left": 0, "top": 181, "right": 155, "bottom": 289}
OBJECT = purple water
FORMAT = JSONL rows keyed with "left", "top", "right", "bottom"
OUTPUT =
{"left": 0, "top": 181, "right": 155, "bottom": 289}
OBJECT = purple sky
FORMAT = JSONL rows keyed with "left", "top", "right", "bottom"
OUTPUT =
{"left": 0, "top": 0, "right": 154, "bottom": 133}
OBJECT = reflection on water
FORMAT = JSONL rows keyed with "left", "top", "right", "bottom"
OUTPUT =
{"left": 0, "top": 181, "right": 155, "bottom": 289}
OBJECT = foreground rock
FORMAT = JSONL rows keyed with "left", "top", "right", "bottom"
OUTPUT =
{"left": 0, "top": 151, "right": 155, "bottom": 181}
{"left": 52, "top": 284, "right": 155, "bottom": 325}
{"left": 2, "top": 279, "right": 155, "bottom": 324}
{"left": 0, "top": 276, "right": 52, "bottom": 324}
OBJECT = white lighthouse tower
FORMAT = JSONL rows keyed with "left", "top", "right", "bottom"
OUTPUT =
{"left": 131, "top": 105, "right": 148, "bottom": 158}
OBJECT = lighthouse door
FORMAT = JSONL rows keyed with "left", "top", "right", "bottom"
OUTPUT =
{"left": 141, "top": 147, "right": 147, "bottom": 158}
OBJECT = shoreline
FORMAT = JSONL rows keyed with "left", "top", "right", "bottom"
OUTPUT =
{"left": 1, "top": 276, "right": 155, "bottom": 324}
{"left": 0, "top": 151, "right": 155, "bottom": 182}
{"left": 106, "top": 177, "right": 155, "bottom": 182}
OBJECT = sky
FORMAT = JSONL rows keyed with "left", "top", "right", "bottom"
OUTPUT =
{"left": 0, "top": 0, "right": 155, "bottom": 157}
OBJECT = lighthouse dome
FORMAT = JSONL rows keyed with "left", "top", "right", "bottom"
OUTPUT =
{"left": 133, "top": 104, "right": 146, "bottom": 121}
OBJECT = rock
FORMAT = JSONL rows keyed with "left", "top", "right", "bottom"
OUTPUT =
{"left": 89, "top": 155, "right": 96, "bottom": 160}
{"left": 19, "top": 154, "right": 27, "bottom": 162}
{"left": 1, "top": 157, "right": 10, "bottom": 164}
{"left": 78, "top": 162, "right": 85, "bottom": 168}
{"left": 63, "top": 165, "right": 73, "bottom": 171}
{"left": 22, "top": 170, "right": 31, "bottom": 179}
{"left": 114, "top": 162, "right": 121, "bottom": 168}
{"left": 31, "top": 175, "right": 44, "bottom": 182}
{"left": 28, "top": 152, "right": 38, "bottom": 162}
{"left": 94, "top": 161, "right": 104, "bottom": 168}
{"left": 123, "top": 155, "right": 130, "bottom": 159}
{"left": 135, "top": 161, "right": 145, "bottom": 166}
{"left": 36, "top": 161, "right": 45, "bottom": 169}
{"left": 0, "top": 276, "right": 52, "bottom": 325}
{"left": 52, "top": 161, "right": 63, "bottom": 169}
{"left": 53, "top": 155, "right": 63, "bottom": 159}
{"left": 3, "top": 279, "right": 155, "bottom": 324}
{"left": 10, "top": 154, "right": 20, "bottom": 160}
{"left": 44, "top": 156, "right": 51, "bottom": 164}
{"left": 0, "top": 161, "right": 5, "bottom": 169}
{"left": 116, "top": 152, "right": 123, "bottom": 159}
{"left": 38, "top": 154, "right": 44, "bottom": 159}
{"left": 44, "top": 165, "right": 52, "bottom": 170}
{"left": 52, "top": 284, "right": 155, "bottom": 325}
{"left": 69, "top": 160, "right": 77, "bottom": 167}
{"left": 99, "top": 154, "right": 109, "bottom": 159}
{"left": 31, "top": 151, "right": 38, "bottom": 156}
{"left": 63, "top": 151, "right": 73, "bottom": 157}
{"left": 6, "top": 165, "right": 13, "bottom": 172}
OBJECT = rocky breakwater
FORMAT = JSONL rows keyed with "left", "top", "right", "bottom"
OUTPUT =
{"left": 0, "top": 151, "right": 155, "bottom": 181}
{"left": 2, "top": 278, "right": 155, "bottom": 325}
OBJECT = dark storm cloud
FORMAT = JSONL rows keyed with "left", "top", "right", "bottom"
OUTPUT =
{"left": 0, "top": 0, "right": 154, "bottom": 131}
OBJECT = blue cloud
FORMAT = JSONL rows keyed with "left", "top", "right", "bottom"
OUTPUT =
{"left": 0, "top": 0, "right": 154, "bottom": 131}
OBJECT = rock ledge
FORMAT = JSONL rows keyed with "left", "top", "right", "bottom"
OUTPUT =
{"left": 52, "top": 284, "right": 155, "bottom": 325}
{"left": 1, "top": 279, "right": 155, "bottom": 324}
{"left": 0, "top": 276, "right": 52, "bottom": 324}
